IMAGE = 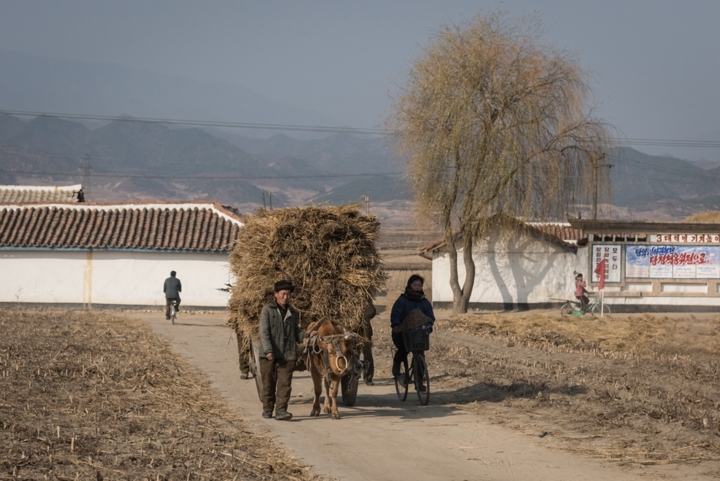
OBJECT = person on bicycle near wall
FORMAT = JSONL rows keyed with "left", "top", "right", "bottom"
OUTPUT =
{"left": 390, "top": 274, "right": 435, "bottom": 389}
{"left": 575, "top": 273, "right": 589, "bottom": 313}
{"left": 163, "top": 270, "right": 182, "bottom": 320}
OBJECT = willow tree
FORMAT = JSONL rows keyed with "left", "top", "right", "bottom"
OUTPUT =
{"left": 389, "top": 13, "right": 614, "bottom": 313}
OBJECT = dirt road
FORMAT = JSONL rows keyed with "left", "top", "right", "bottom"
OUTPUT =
{"left": 124, "top": 306, "right": 718, "bottom": 481}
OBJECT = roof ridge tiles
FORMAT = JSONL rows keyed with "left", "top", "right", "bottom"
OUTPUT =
{"left": 0, "top": 202, "right": 243, "bottom": 252}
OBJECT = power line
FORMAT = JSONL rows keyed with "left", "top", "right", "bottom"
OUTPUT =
{"left": 5, "top": 169, "right": 404, "bottom": 180}
{"left": 2, "top": 109, "right": 720, "bottom": 148}
{"left": 614, "top": 138, "right": 720, "bottom": 148}
{"left": 0, "top": 109, "right": 391, "bottom": 135}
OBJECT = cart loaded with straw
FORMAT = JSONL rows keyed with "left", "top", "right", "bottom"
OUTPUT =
{"left": 227, "top": 205, "right": 386, "bottom": 406}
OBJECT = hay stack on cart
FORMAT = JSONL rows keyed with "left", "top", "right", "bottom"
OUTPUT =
{"left": 228, "top": 204, "right": 386, "bottom": 404}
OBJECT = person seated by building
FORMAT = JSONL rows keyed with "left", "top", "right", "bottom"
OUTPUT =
{"left": 390, "top": 274, "right": 435, "bottom": 389}
{"left": 163, "top": 270, "right": 182, "bottom": 320}
{"left": 575, "top": 272, "right": 589, "bottom": 313}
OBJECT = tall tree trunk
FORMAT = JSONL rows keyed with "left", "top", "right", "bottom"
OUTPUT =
{"left": 445, "top": 149, "right": 464, "bottom": 313}
{"left": 446, "top": 229, "right": 463, "bottom": 312}
{"left": 453, "top": 232, "right": 475, "bottom": 314}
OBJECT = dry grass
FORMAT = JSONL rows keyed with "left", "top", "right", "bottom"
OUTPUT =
{"left": 441, "top": 311, "right": 720, "bottom": 359}
{"left": 685, "top": 211, "right": 720, "bottom": 223}
{"left": 0, "top": 309, "right": 321, "bottom": 481}
{"left": 425, "top": 310, "right": 720, "bottom": 464}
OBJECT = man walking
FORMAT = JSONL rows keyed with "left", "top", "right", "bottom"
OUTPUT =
{"left": 360, "top": 299, "right": 376, "bottom": 385}
{"left": 258, "top": 280, "right": 315, "bottom": 421}
{"left": 163, "top": 271, "right": 182, "bottom": 320}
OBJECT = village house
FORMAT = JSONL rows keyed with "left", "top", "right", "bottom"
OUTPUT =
{"left": 420, "top": 218, "right": 585, "bottom": 311}
{"left": 0, "top": 201, "right": 243, "bottom": 309}
{"left": 421, "top": 217, "right": 720, "bottom": 313}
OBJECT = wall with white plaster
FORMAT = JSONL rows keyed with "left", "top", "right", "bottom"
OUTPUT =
{"left": 431, "top": 231, "right": 586, "bottom": 306}
{"left": 0, "top": 250, "right": 234, "bottom": 307}
{"left": 430, "top": 230, "right": 720, "bottom": 310}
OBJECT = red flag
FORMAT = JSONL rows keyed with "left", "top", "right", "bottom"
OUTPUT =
{"left": 594, "top": 259, "right": 606, "bottom": 291}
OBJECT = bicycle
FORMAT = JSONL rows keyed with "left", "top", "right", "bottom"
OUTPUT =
{"left": 169, "top": 299, "right": 178, "bottom": 325}
{"left": 394, "top": 324, "right": 432, "bottom": 405}
{"left": 560, "top": 295, "right": 610, "bottom": 316}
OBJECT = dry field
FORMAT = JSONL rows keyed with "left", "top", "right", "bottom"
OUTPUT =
{"left": 369, "top": 307, "right": 720, "bottom": 473}
{"left": 0, "top": 309, "right": 321, "bottom": 481}
{"left": 4, "top": 307, "right": 720, "bottom": 478}
{"left": 375, "top": 227, "right": 720, "bottom": 474}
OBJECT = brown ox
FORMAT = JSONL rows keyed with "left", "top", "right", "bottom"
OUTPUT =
{"left": 305, "top": 318, "right": 361, "bottom": 419}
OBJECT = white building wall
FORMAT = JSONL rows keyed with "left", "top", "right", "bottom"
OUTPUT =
{"left": 0, "top": 250, "right": 234, "bottom": 307}
{"left": 431, "top": 236, "right": 587, "bottom": 306}
{"left": 430, "top": 231, "right": 720, "bottom": 310}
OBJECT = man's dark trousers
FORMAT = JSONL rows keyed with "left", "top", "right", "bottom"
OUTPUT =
{"left": 259, "top": 357, "right": 296, "bottom": 413}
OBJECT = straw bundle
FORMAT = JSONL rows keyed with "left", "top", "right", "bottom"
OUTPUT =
{"left": 228, "top": 205, "right": 387, "bottom": 341}
{"left": 685, "top": 211, "right": 720, "bottom": 223}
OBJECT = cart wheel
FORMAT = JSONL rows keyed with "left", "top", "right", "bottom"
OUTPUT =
{"left": 250, "top": 337, "right": 264, "bottom": 403}
{"left": 341, "top": 372, "right": 359, "bottom": 406}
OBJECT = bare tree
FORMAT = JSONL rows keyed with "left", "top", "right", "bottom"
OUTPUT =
{"left": 389, "top": 13, "right": 614, "bottom": 313}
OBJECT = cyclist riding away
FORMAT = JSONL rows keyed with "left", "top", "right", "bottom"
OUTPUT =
{"left": 575, "top": 272, "right": 589, "bottom": 313}
{"left": 391, "top": 274, "right": 435, "bottom": 390}
{"left": 163, "top": 270, "right": 182, "bottom": 321}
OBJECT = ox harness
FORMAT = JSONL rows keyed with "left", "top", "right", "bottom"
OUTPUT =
{"left": 307, "top": 333, "right": 353, "bottom": 382}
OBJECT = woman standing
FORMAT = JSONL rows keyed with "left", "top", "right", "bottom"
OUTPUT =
{"left": 390, "top": 274, "right": 435, "bottom": 385}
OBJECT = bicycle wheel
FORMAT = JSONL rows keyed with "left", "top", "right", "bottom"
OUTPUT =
{"left": 560, "top": 303, "right": 573, "bottom": 316}
{"left": 394, "top": 359, "right": 408, "bottom": 402}
{"left": 590, "top": 302, "right": 611, "bottom": 315}
{"left": 413, "top": 353, "right": 430, "bottom": 405}
{"left": 170, "top": 304, "right": 176, "bottom": 325}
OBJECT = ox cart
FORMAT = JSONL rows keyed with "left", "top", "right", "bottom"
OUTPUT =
{"left": 248, "top": 334, "right": 360, "bottom": 407}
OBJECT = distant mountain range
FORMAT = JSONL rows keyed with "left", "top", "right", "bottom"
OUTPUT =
{"left": 2, "top": 48, "right": 720, "bottom": 220}
{"left": 607, "top": 148, "right": 720, "bottom": 212}
{"left": 1, "top": 112, "right": 720, "bottom": 220}
{"left": 0, "top": 113, "right": 406, "bottom": 208}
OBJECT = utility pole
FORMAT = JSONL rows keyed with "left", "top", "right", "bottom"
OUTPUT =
{"left": 592, "top": 154, "right": 613, "bottom": 220}
{"left": 79, "top": 154, "right": 92, "bottom": 201}
{"left": 362, "top": 195, "right": 370, "bottom": 215}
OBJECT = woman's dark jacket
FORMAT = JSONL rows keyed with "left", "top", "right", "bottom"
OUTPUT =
{"left": 390, "top": 293, "right": 435, "bottom": 328}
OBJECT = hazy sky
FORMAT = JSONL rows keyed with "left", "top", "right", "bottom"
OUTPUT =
{"left": 1, "top": 1, "right": 719, "bottom": 153}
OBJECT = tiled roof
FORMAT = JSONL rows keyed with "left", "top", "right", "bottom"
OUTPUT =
{"left": 0, "top": 202, "right": 244, "bottom": 252}
{"left": 0, "top": 184, "right": 83, "bottom": 203}
{"left": 419, "top": 220, "right": 585, "bottom": 258}
{"left": 526, "top": 222, "right": 585, "bottom": 242}
{"left": 569, "top": 218, "right": 720, "bottom": 234}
